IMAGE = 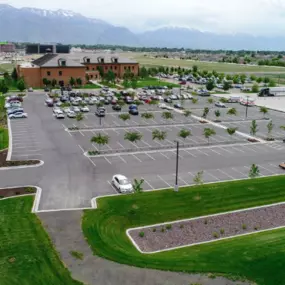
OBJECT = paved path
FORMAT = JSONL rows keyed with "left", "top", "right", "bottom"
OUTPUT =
{"left": 39, "top": 210, "right": 250, "bottom": 285}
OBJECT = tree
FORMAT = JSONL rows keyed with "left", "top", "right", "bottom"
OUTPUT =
{"left": 69, "top": 77, "right": 76, "bottom": 86}
{"left": 203, "top": 128, "right": 216, "bottom": 144}
{"left": 90, "top": 133, "right": 109, "bottom": 151}
{"left": 214, "top": 110, "right": 221, "bottom": 121}
{"left": 250, "top": 120, "right": 258, "bottom": 136}
{"left": 162, "top": 111, "right": 173, "bottom": 120}
{"left": 124, "top": 131, "right": 142, "bottom": 144}
{"left": 76, "top": 78, "right": 82, "bottom": 86}
{"left": 226, "top": 127, "right": 238, "bottom": 139}
{"left": 76, "top": 113, "right": 84, "bottom": 122}
{"left": 105, "top": 70, "right": 115, "bottom": 83}
{"left": 85, "top": 74, "right": 90, "bottom": 82}
{"left": 193, "top": 65, "right": 198, "bottom": 73}
{"left": 267, "top": 120, "right": 274, "bottom": 140}
{"left": 122, "top": 78, "right": 130, "bottom": 89}
{"left": 178, "top": 129, "right": 191, "bottom": 140}
{"left": 132, "top": 178, "right": 144, "bottom": 193}
{"left": 97, "top": 66, "right": 104, "bottom": 78}
{"left": 223, "top": 81, "right": 231, "bottom": 91}
{"left": 227, "top": 108, "right": 237, "bottom": 116}
{"left": 131, "top": 77, "right": 138, "bottom": 89}
{"left": 152, "top": 130, "right": 167, "bottom": 141}
{"left": 11, "top": 68, "right": 18, "bottom": 81}
{"left": 206, "top": 80, "right": 215, "bottom": 91}
{"left": 251, "top": 84, "right": 259, "bottom": 93}
{"left": 141, "top": 112, "right": 154, "bottom": 119}
{"left": 256, "top": 77, "right": 263, "bottom": 83}
{"left": 17, "top": 79, "right": 26, "bottom": 92}
{"left": 43, "top": 78, "right": 49, "bottom": 86}
{"left": 184, "top": 110, "right": 191, "bottom": 118}
{"left": 249, "top": 164, "right": 260, "bottom": 179}
{"left": 269, "top": 79, "right": 276, "bottom": 87}
{"left": 51, "top": 79, "right": 57, "bottom": 87}
{"left": 0, "top": 80, "right": 9, "bottom": 94}
{"left": 207, "top": 98, "right": 214, "bottom": 104}
{"left": 139, "top": 67, "right": 148, "bottom": 78}
{"left": 119, "top": 113, "right": 130, "bottom": 122}
{"left": 202, "top": 107, "right": 210, "bottom": 119}
{"left": 192, "top": 98, "right": 198, "bottom": 104}
{"left": 193, "top": 171, "right": 204, "bottom": 185}
{"left": 259, "top": 106, "right": 268, "bottom": 118}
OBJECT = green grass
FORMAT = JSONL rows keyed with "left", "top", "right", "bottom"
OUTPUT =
{"left": 136, "top": 77, "right": 180, "bottom": 88}
{"left": 0, "top": 196, "right": 82, "bottom": 285}
{"left": 0, "top": 128, "right": 8, "bottom": 150}
{"left": 83, "top": 175, "right": 285, "bottom": 285}
{"left": 74, "top": 84, "right": 101, "bottom": 89}
{"left": 122, "top": 52, "right": 285, "bottom": 73}
{"left": 69, "top": 251, "right": 84, "bottom": 260}
{"left": 99, "top": 81, "right": 118, "bottom": 88}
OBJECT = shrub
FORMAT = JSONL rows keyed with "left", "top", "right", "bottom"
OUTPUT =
{"left": 152, "top": 228, "right": 156, "bottom": 232}
{"left": 204, "top": 219, "right": 208, "bottom": 225}
{"left": 254, "top": 226, "right": 259, "bottom": 231}
{"left": 88, "top": 150, "right": 100, "bottom": 155}
{"left": 24, "top": 187, "right": 35, "bottom": 193}
{"left": 139, "top": 231, "right": 145, "bottom": 238}
{"left": 208, "top": 273, "right": 216, "bottom": 279}
{"left": 220, "top": 228, "right": 225, "bottom": 234}
{"left": 70, "top": 250, "right": 84, "bottom": 260}
{"left": 242, "top": 224, "right": 247, "bottom": 230}
{"left": 179, "top": 224, "right": 184, "bottom": 229}
{"left": 166, "top": 224, "right": 172, "bottom": 230}
{"left": 161, "top": 227, "right": 165, "bottom": 233}
{"left": 212, "top": 232, "right": 219, "bottom": 238}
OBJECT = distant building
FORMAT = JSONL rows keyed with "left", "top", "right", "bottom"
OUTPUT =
{"left": 0, "top": 42, "right": 15, "bottom": 53}
{"left": 17, "top": 53, "right": 139, "bottom": 88}
{"left": 25, "top": 44, "right": 70, "bottom": 54}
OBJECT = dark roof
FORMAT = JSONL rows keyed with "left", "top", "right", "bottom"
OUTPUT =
{"left": 32, "top": 54, "right": 57, "bottom": 67}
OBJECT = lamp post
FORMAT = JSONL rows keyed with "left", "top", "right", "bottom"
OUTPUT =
{"left": 174, "top": 141, "right": 179, "bottom": 192}
{"left": 245, "top": 95, "right": 249, "bottom": 119}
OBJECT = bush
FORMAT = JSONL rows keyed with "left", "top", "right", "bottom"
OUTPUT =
{"left": 251, "top": 84, "right": 259, "bottom": 93}
{"left": 179, "top": 224, "right": 184, "bottom": 229}
{"left": 204, "top": 219, "right": 208, "bottom": 225}
{"left": 161, "top": 227, "right": 165, "bottom": 233}
{"left": 88, "top": 150, "right": 100, "bottom": 155}
{"left": 242, "top": 224, "right": 247, "bottom": 230}
{"left": 139, "top": 231, "right": 145, "bottom": 238}
{"left": 166, "top": 224, "right": 172, "bottom": 230}
{"left": 152, "top": 228, "right": 156, "bottom": 232}
{"left": 69, "top": 250, "right": 84, "bottom": 260}
{"left": 212, "top": 232, "right": 219, "bottom": 238}
{"left": 220, "top": 228, "right": 225, "bottom": 234}
{"left": 24, "top": 187, "right": 35, "bottom": 193}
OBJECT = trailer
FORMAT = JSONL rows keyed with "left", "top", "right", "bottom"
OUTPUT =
{"left": 258, "top": 87, "right": 285, "bottom": 97}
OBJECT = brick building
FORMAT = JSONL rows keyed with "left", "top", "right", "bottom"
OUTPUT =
{"left": 0, "top": 42, "right": 15, "bottom": 53}
{"left": 17, "top": 53, "right": 139, "bottom": 88}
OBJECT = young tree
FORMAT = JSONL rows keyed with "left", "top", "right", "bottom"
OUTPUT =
{"left": 226, "top": 127, "right": 238, "bottom": 139}
{"left": 267, "top": 120, "right": 274, "bottom": 140}
{"left": 0, "top": 80, "right": 9, "bottom": 94}
{"left": 43, "top": 78, "right": 49, "bottom": 86}
{"left": 206, "top": 80, "right": 215, "bottom": 91}
{"left": 184, "top": 109, "right": 191, "bottom": 118}
{"left": 178, "top": 129, "right": 192, "bottom": 140}
{"left": 122, "top": 78, "right": 130, "bottom": 89}
{"left": 249, "top": 164, "right": 260, "bottom": 179}
{"left": 207, "top": 98, "right": 214, "bottom": 104}
{"left": 203, "top": 128, "right": 216, "bottom": 144}
{"left": 51, "top": 79, "right": 57, "bottom": 87}
{"left": 259, "top": 106, "right": 268, "bottom": 118}
{"left": 227, "top": 108, "right": 237, "bottom": 116}
{"left": 152, "top": 130, "right": 167, "bottom": 141}
{"left": 69, "top": 77, "right": 76, "bottom": 86}
{"left": 220, "top": 97, "right": 228, "bottom": 103}
{"left": 105, "top": 70, "right": 116, "bottom": 83}
{"left": 139, "top": 67, "right": 148, "bottom": 78}
{"left": 214, "top": 109, "right": 221, "bottom": 121}
{"left": 250, "top": 120, "right": 258, "bottom": 136}
{"left": 202, "top": 107, "right": 210, "bottom": 119}
{"left": 193, "top": 171, "right": 204, "bottom": 185}
{"left": 90, "top": 133, "right": 109, "bottom": 151}
{"left": 85, "top": 74, "right": 90, "bottom": 82}
{"left": 76, "top": 78, "right": 82, "bottom": 86}
{"left": 124, "top": 131, "right": 143, "bottom": 144}
{"left": 76, "top": 113, "right": 84, "bottom": 122}
{"left": 162, "top": 111, "right": 174, "bottom": 120}
{"left": 97, "top": 66, "right": 104, "bottom": 78}
{"left": 269, "top": 79, "right": 276, "bottom": 87}
{"left": 17, "top": 79, "right": 26, "bottom": 92}
{"left": 192, "top": 98, "right": 198, "bottom": 104}
{"left": 223, "top": 81, "right": 231, "bottom": 91}
{"left": 119, "top": 113, "right": 131, "bottom": 122}
{"left": 141, "top": 112, "right": 154, "bottom": 119}
{"left": 132, "top": 178, "right": 144, "bottom": 193}
{"left": 11, "top": 67, "right": 18, "bottom": 81}
{"left": 131, "top": 77, "right": 138, "bottom": 89}
{"left": 193, "top": 65, "right": 198, "bottom": 73}
{"left": 251, "top": 84, "right": 259, "bottom": 93}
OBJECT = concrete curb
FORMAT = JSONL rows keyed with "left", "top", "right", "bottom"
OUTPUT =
{"left": 7, "top": 118, "right": 12, "bottom": 161}
{"left": 0, "top": 160, "right": 44, "bottom": 170}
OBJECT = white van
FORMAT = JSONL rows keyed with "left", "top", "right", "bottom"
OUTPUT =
{"left": 228, "top": 95, "right": 241, "bottom": 103}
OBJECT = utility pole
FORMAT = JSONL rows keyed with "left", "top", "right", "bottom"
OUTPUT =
{"left": 245, "top": 95, "right": 249, "bottom": 119}
{"left": 174, "top": 141, "right": 179, "bottom": 192}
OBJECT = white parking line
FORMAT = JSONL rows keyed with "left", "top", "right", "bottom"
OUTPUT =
{"left": 108, "top": 181, "right": 118, "bottom": 194}
{"left": 79, "top": 131, "right": 85, "bottom": 136}
{"left": 92, "top": 143, "right": 99, "bottom": 151}
{"left": 132, "top": 154, "right": 142, "bottom": 162}
{"left": 172, "top": 174, "right": 188, "bottom": 185}
{"left": 183, "top": 149, "right": 197, "bottom": 157}
{"left": 259, "top": 165, "right": 276, "bottom": 174}
{"left": 231, "top": 167, "right": 247, "bottom": 177}
{"left": 141, "top": 140, "right": 151, "bottom": 147}
{"left": 87, "top": 157, "right": 96, "bottom": 167}
{"left": 166, "top": 139, "right": 175, "bottom": 145}
{"left": 206, "top": 172, "right": 220, "bottom": 181}
{"left": 159, "top": 152, "right": 170, "bottom": 159}
{"left": 78, "top": 145, "right": 84, "bottom": 153}
{"left": 143, "top": 178, "right": 154, "bottom": 190}
{"left": 196, "top": 149, "right": 209, "bottom": 156}
{"left": 217, "top": 169, "right": 235, "bottom": 179}
{"left": 118, "top": 155, "right": 127, "bottom": 163}
{"left": 104, "top": 156, "right": 112, "bottom": 164}
{"left": 117, "top": 142, "right": 125, "bottom": 149}
{"left": 210, "top": 149, "right": 222, "bottom": 155}
{"left": 145, "top": 152, "right": 155, "bottom": 160}
{"left": 157, "top": 175, "right": 171, "bottom": 187}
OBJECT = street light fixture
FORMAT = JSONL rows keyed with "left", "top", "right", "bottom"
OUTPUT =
{"left": 174, "top": 141, "right": 179, "bottom": 192}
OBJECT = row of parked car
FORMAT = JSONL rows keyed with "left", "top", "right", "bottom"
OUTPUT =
{"left": 4, "top": 95, "right": 28, "bottom": 119}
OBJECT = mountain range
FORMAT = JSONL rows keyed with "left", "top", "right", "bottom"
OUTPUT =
{"left": 1, "top": 4, "right": 285, "bottom": 50}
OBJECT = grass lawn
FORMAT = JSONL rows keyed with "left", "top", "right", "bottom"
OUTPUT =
{"left": 121, "top": 52, "right": 285, "bottom": 73}
{"left": 74, "top": 84, "right": 101, "bottom": 89}
{"left": 136, "top": 77, "right": 180, "bottom": 88}
{"left": 0, "top": 128, "right": 8, "bottom": 150}
{"left": 83, "top": 175, "right": 285, "bottom": 285}
{"left": 99, "top": 81, "right": 118, "bottom": 88}
{"left": 0, "top": 196, "right": 83, "bottom": 285}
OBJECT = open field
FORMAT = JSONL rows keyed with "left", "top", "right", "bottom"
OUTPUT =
{"left": 136, "top": 77, "right": 180, "bottom": 88}
{"left": 0, "top": 63, "right": 15, "bottom": 73}
{"left": 0, "top": 196, "right": 82, "bottom": 285}
{"left": 83, "top": 175, "right": 285, "bottom": 285}
{"left": 121, "top": 52, "right": 285, "bottom": 73}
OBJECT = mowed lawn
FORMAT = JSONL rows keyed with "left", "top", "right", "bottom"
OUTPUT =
{"left": 121, "top": 52, "right": 285, "bottom": 73}
{"left": 0, "top": 128, "right": 8, "bottom": 150}
{"left": 83, "top": 175, "right": 285, "bottom": 285}
{"left": 0, "top": 196, "right": 82, "bottom": 285}
{"left": 136, "top": 77, "right": 180, "bottom": 88}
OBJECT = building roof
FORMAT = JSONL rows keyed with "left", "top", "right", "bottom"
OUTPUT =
{"left": 31, "top": 53, "right": 137, "bottom": 68}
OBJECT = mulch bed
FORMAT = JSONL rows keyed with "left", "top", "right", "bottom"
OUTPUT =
{"left": 0, "top": 149, "right": 40, "bottom": 167}
{"left": 248, "top": 138, "right": 260, "bottom": 143}
{"left": 129, "top": 203, "right": 285, "bottom": 252}
{"left": 0, "top": 187, "right": 36, "bottom": 199}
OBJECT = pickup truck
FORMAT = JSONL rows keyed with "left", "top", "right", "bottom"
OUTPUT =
{"left": 279, "top": 163, "right": 285, "bottom": 170}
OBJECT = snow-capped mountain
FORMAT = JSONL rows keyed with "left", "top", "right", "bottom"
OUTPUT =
{"left": 21, "top": 7, "right": 80, "bottom": 18}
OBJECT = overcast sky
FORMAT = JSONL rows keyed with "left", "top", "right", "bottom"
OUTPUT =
{"left": 2, "top": 0, "right": 285, "bottom": 35}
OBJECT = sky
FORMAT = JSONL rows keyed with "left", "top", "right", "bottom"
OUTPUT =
{"left": 2, "top": 0, "right": 285, "bottom": 35}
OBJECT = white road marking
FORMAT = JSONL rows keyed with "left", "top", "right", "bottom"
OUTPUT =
{"left": 217, "top": 169, "right": 235, "bottom": 179}
{"left": 172, "top": 174, "right": 188, "bottom": 185}
{"left": 108, "top": 181, "right": 118, "bottom": 194}
{"left": 196, "top": 149, "right": 209, "bottom": 156}
{"left": 92, "top": 143, "right": 99, "bottom": 151}
{"left": 118, "top": 155, "right": 127, "bottom": 163}
{"left": 166, "top": 139, "right": 174, "bottom": 145}
{"left": 132, "top": 154, "right": 142, "bottom": 162}
{"left": 141, "top": 140, "right": 151, "bottom": 147}
{"left": 210, "top": 149, "right": 222, "bottom": 155}
{"left": 259, "top": 165, "right": 275, "bottom": 174}
{"left": 117, "top": 142, "right": 125, "bottom": 149}
{"left": 143, "top": 178, "right": 154, "bottom": 190}
{"left": 157, "top": 175, "right": 171, "bottom": 187}
{"left": 159, "top": 152, "right": 170, "bottom": 159}
{"left": 145, "top": 152, "right": 155, "bottom": 160}
{"left": 183, "top": 149, "right": 197, "bottom": 157}
{"left": 104, "top": 156, "right": 112, "bottom": 164}
{"left": 78, "top": 145, "right": 84, "bottom": 153}
{"left": 231, "top": 167, "right": 247, "bottom": 177}
{"left": 87, "top": 157, "right": 96, "bottom": 167}
{"left": 79, "top": 131, "right": 85, "bottom": 136}
{"left": 206, "top": 172, "right": 220, "bottom": 181}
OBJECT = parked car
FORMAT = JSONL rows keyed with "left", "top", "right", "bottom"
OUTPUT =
{"left": 104, "top": 99, "right": 110, "bottom": 105}
{"left": 72, "top": 106, "right": 80, "bottom": 113}
{"left": 129, "top": 104, "right": 138, "bottom": 110}
{"left": 55, "top": 111, "right": 65, "bottom": 119}
{"left": 112, "top": 104, "right": 121, "bottom": 111}
{"left": 279, "top": 163, "right": 285, "bottom": 169}
{"left": 129, "top": 108, "right": 139, "bottom": 115}
{"left": 170, "top": 95, "right": 178, "bottom": 100}
{"left": 9, "top": 112, "right": 27, "bottom": 119}
{"left": 96, "top": 108, "right": 105, "bottom": 117}
{"left": 67, "top": 111, "right": 76, "bottom": 118}
{"left": 28, "top": 87, "right": 33, "bottom": 92}
{"left": 174, "top": 103, "right": 183, "bottom": 109}
{"left": 7, "top": 108, "right": 24, "bottom": 115}
{"left": 215, "top": 102, "right": 226, "bottom": 108}
{"left": 164, "top": 98, "right": 172, "bottom": 103}
{"left": 158, "top": 103, "right": 167, "bottom": 109}
{"left": 80, "top": 106, "right": 90, "bottom": 112}
{"left": 111, "top": 174, "right": 133, "bottom": 193}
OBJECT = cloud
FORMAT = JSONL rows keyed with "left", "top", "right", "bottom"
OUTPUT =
{"left": 4, "top": 0, "right": 285, "bottom": 35}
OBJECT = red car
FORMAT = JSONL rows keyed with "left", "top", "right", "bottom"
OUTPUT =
{"left": 180, "top": 81, "right": 187, "bottom": 85}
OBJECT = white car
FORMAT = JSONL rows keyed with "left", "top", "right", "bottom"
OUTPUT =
{"left": 72, "top": 106, "right": 80, "bottom": 113}
{"left": 55, "top": 111, "right": 65, "bottom": 119}
{"left": 67, "top": 111, "right": 76, "bottom": 118}
{"left": 80, "top": 106, "right": 89, "bottom": 112}
{"left": 112, "top": 174, "right": 133, "bottom": 193}
{"left": 158, "top": 103, "right": 167, "bottom": 109}
{"left": 215, "top": 102, "right": 226, "bottom": 108}
{"left": 9, "top": 112, "right": 27, "bottom": 119}
{"left": 63, "top": 107, "right": 71, "bottom": 113}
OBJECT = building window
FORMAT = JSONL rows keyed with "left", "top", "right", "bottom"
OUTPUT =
{"left": 92, "top": 68, "right": 95, "bottom": 71}
{"left": 86, "top": 66, "right": 89, "bottom": 71}
{"left": 90, "top": 75, "right": 93, "bottom": 78}
{"left": 132, "top": 66, "right": 134, "bottom": 70}
{"left": 59, "top": 71, "right": 62, "bottom": 76}
{"left": 47, "top": 71, "right": 51, "bottom": 76}
{"left": 105, "top": 66, "right": 108, "bottom": 71}
{"left": 110, "top": 66, "right": 113, "bottom": 70}
{"left": 124, "top": 66, "right": 127, "bottom": 70}
{"left": 114, "top": 66, "right": 117, "bottom": 70}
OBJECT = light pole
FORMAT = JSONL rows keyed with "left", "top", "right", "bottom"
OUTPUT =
{"left": 245, "top": 95, "right": 249, "bottom": 119}
{"left": 174, "top": 141, "right": 179, "bottom": 192}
